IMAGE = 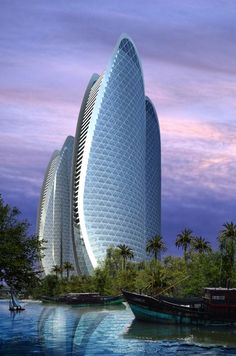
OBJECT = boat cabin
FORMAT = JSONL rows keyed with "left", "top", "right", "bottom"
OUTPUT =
{"left": 204, "top": 288, "right": 236, "bottom": 305}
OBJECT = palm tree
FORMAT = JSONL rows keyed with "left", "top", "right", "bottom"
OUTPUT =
{"left": 51, "top": 265, "right": 61, "bottom": 278}
{"left": 146, "top": 235, "right": 167, "bottom": 261}
{"left": 218, "top": 222, "right": 236, "bottom": 283}
{"left": 192, "top": 236, "right": 211, "bottom": 254}
{"left": 117, "top": 244, "right": 134, "bottom": 270}
{"left": 175, "top": 228, "right": 194, "bottom": 262}
{"left": 219, "top": 221, "right": 236, "bottom": 261}
{"left": 63, "top": 261, "right": 74, "bottom": 279}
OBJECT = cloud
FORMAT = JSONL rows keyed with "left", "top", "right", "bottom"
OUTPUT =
{"left": 159, "top": 115, "right": 236, "bottom": 251}
{"left": 1, "top": 0, "right": 236, "bottom": 251}
{"left": 161, "top": 116, "right": 236, "bottom": 195}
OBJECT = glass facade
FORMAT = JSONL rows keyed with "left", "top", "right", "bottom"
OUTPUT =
{"left": 145, "top": 97, "right": 161, "bottom": 242}
{"left": 72, "top": 36, "right": 152, "bottom": 274}
{"left": 83, "top": 37, "right": 146, "bottom": 266}
{"left": 38, "top": 35, "right": 161, "bottom": 276}
{"left": 37, "top": 136, "right": 75, "bottom": 275}
{"left": 72, "top": 74, "right": 102, "bottom": 274}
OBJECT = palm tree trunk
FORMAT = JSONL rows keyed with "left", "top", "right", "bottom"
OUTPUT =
{"left": 184, "top": 246, "right": 187, "bottom": 263}
{"left": 219, "top": 253, "right": 223, "bottom": 287}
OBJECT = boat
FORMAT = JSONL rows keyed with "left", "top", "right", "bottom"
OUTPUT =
{"left": 122, "top": 288, "right": 236, "bottom": 326}
{"left": 9, "top": 290, "right": 25, "bottom": 311}
{"left": 42, "top": 293, "right": 124, "bottom": 306}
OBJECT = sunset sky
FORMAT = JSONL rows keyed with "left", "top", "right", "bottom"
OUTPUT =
{"left": 1, "top": 0, "right": 236, "bottom": 254}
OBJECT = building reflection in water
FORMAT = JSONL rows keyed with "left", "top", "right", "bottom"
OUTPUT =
{"left": 37, "top": 305, "right": 114, "bottom": 354}
{"left": 1, "top": 302, "right": 236, "bottom": 354}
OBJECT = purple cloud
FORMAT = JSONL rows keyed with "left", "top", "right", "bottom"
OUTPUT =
{"left": 1, "top": 0, "right": 236, "bottom": 251}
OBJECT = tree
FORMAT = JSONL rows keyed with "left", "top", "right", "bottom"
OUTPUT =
{"left": 182, "top": 252, "right": 221, "bottom": 297}
{"left": 32, "top": 275, "right": 59, "bottom": 298}
{"left": 93, "top": 267, "right": 113, "bottom": 295}
{"left": 146, "top": 235, "right": 167, "bottom": 261}
{"left": 135, "top": 260, "right": 169, "bottom": 295}
{"left": 0, "top": 195, "right": 45, "bottom": 291}
{"left": 104, "top": 247, "right": 122, "bottom": 277}
{"left": 192, "top": 236, "right": 212, "bottom": 254}
{"left": 117, "top": 244, "right": 134, "bottom": 270}
{"left": 175, "top": 228, "right": 194, "bottom": 262}
{"left": 218, "top": 222, "right": 236, "bottom": 284}
{"left": 51, "top": 265, "right": 62, "bottom": 278}
{"left": 63, "top": 261, "right": 74, "bottom": 279}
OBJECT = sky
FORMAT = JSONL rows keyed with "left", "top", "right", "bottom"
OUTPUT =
{"left": 1, "top": 0, "right": 236, "bottom": 255}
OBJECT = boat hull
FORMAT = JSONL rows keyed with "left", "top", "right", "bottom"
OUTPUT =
{"left": 129, "top": 303, "right": 194, "bottom": 324}
{"left": 123, "top": 291, "right": 236, "bottom": 326}
{"left": 71, "top": 296, "right": 124, "bottom": 308}
{"left": 42, "top": 294, "right": 124, "bottom": 307}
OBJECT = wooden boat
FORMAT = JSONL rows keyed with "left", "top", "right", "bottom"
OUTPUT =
{"left": 123, "top": 288, "right": 236, "bottom": 326}
{"left": 9, "top": 291, "right": 25, "bottom": 311}
{"left": 42, "top": 293, "right": 124, "bottom": 306}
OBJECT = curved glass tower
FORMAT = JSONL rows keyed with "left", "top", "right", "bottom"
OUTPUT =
{"left": 38, "top": 34, "right": 161, "bottom": 276}
{"left": 145, "top": 97, "right": 161, "bottom": 241}
{"left": 37, "top": 136, "right": 75, "bottom": 275}
{"left": 72, "top": 35, "right": 150, "bottom": 274}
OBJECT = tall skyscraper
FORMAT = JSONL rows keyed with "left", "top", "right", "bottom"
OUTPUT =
{"left": 37, "top": 136, "right": 74, "bottom": 275}
{"left": 38, "top": 35, "right": 161, "bottom": 276}
{"left": 71, "top": 35, "right": 161, "bottom": 275}
{"left": 145, "top": 97, "right": 161, "bottom": 242}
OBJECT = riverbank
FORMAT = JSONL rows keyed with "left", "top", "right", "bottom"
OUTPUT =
{"left": 30, "top": 249, "right": 236, "bottom": 302}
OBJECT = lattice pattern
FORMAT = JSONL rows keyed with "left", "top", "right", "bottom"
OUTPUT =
{"left": 81, "top": 37, "right": 146, "bottom": 264}
{"left": 38, "top": 136, "right": 74, "bottom": 275}
{"left": 145, "top": 98, "right": 161, "bottom": 241}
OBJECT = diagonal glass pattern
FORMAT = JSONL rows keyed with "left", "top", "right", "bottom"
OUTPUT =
{"left": 38, "top": 136, "right": 75, "bottom": 275}
{"left": 78, "top": 36, "right": 146, "bottom": 266}
{"left": 39, "top": 34, "right": 161, "bottom": 276}
{"left": 145, "top": 97, "right": 161, "bottom": 242}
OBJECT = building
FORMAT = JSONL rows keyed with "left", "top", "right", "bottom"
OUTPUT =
{"left": 37, "top": 136, "right": 75, "bottom": 275}
{"left": 145, "top": 97, "right": 161, "bottom": 242}
{"left": 71, "top": 35, "right": 161, "bottom": 275}
{"left": 38, "top": 35, "right": 161, "bottom": 276}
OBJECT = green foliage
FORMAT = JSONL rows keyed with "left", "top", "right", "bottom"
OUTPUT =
{"left": 104, "top": 246, "right": 122, "bottom": 276}
{"left": 117, "top": 244, "right": 134, "bottom": 270}
{"left": 32, "top": 244, "right": 236, "bottom": 299}
{"left": 175, "top": 228, "right": 194, "bottom": 262}
{"left": 162, "top": 256, "right": 187, "bottom": 296}
{"left": 182, "top": 252, "right": 222, "bottom": 296}
{"left": 63, "top": 262, "right": 74, "bottom": 279}
{"left": 135, "top": 260, "right": 168, "bottom": 295}
{"left": 146, "top": 235, "right": 166, "bottom": 260}
{"left": 191, "top": 236, "right": 212, "bottom": 254}
{"left": 218, "top": 222, "right": 236, "bottom": 285}
{"left": 92, "top": 267, "right": 113, "bottom": 295}
{"left": 0, "top": 195, "right": 45, "bottom": 292}
{"left": 51, "top": 265, "right": 63, "bottom": 278}
{"left": 2, "top": 202, "right": 233, "bottom": 300}
{"left": 32, "top": 275, "right": 59, "bottom": 298}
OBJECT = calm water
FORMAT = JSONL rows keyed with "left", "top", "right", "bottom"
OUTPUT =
{"left": 1, "top": 300, "right": 236, "bottom": 355}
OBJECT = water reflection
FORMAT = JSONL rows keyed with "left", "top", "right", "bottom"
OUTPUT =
{"left": 125, "top": 319, "right": 236, "bottom": 347}
{"left": 37, "top": 304, "right": 130, "bottom": 355}
{"left": 1, "top": 300, "right": 236, "bottom": 355}
{"left": 38, "top": 305, "right": 80, "bottom": 355}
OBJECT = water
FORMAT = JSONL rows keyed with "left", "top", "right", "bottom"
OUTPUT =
{"left": 0, "top": 300, "right": 236, "bottom": 355}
